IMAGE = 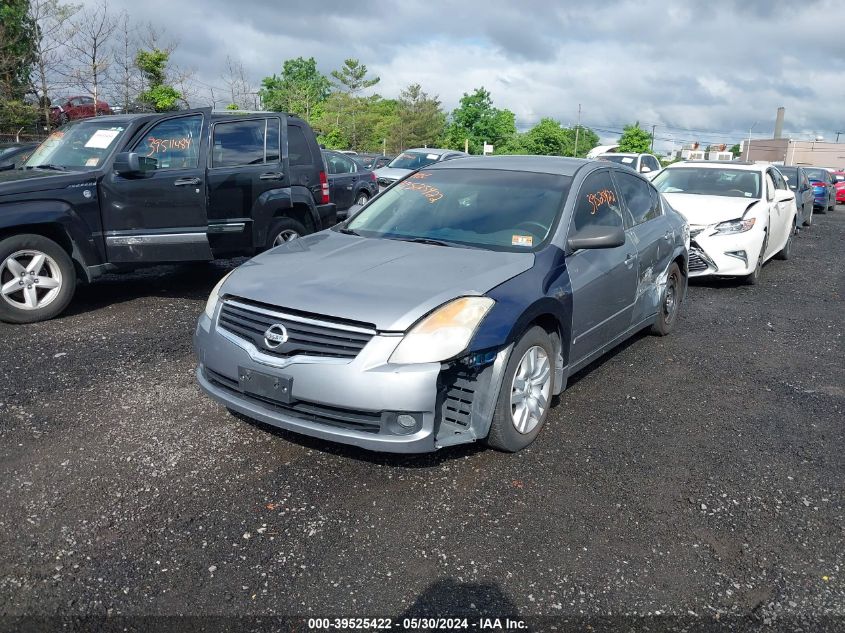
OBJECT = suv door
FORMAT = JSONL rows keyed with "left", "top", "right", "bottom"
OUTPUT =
{"left": 101, "top": 112, "right": 212, "bottom": 263}
{"left": 206, "top": 116, "right": 285, "bottom": 254}
{"left": 324, "top": 151, "right": 356, "bottom": 210}
{"left": 613, "top": 170, "right": 669, "bottom": 324}
{"left": 566, "top": 169, "right": 639, "bottom": 365}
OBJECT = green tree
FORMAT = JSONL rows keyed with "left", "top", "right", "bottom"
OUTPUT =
{"left": 388, "top": 84, "right": 446, "bottom": 151}
{"left": 0, "top": 0, "right": 36, "bottom": 101}
{"left": 729, "top": 143, "right": 741, "bottom": 156}
{"left": 330, "top": 58, "right": 379, "bottom": 96}
{"left": 259, "top": 56, "right": 330, "bottom": 121}
{"left": 617, "top": 122, "right": 653, "bottom": 153}
{"left": 495, "top": 119, "right": 599, "bottom": 157}
{"left": 444, "top": 87, "right": 517, "bottom": 154}
{"left": 136, "top": 48, "right": 181, "bottom": 111}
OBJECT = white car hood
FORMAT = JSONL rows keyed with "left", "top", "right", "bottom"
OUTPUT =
{"left": 662, "top": 193, "right": 759, "bottom": 226}
{"left": 373, "top": 166, "right": 412, "bottom": 181}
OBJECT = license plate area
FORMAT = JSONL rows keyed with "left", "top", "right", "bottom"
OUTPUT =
{"left": 238, "top": 366, "right": 293, "bottom": 404}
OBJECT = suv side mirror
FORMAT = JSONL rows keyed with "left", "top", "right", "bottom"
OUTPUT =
{"left": 567, "top": 224, "right": 626, "bottom": 250}
{"left": 114, "top": 151, "right": 155, "bottom": 175}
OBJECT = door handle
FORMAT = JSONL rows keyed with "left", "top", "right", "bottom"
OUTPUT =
{"left": 259, "top": 172, "right": 284, "bottom": 181}
{"left": 663, "top": 230, "right": 672, "bottom": 241}
{"left": 624, "top": 253, "right": 635, "bottom": 268}
{"left": 174, "top": 177, "right": 201, "bottom": 186}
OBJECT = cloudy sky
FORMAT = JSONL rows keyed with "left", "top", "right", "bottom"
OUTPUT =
{"left": 83, "top": 0, "right": 844, "bottom": 150}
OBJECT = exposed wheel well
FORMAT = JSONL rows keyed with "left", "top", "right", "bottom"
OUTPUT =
{"left": 524, "top": 312, "right": 566, "bottom": 393}
{"left": 0, "top": 223, "right": 86, "bottom": 281}
{"left": 276, "top": 204, "right": 315, "bottom": 234}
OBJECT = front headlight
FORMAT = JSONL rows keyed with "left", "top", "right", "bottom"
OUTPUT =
{"left": 204, "top": 270, "right": 234, "bottom": 318}
{"left": 389, "top": 297, "right": 495, "bottom": 364}
{"left": 714, "top": 217, "right": 756, "bottom": 235}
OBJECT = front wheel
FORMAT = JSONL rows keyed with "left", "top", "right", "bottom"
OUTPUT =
{"left": 775, "top": 224, "right": 793, "bottom": 260}
{"left": 651, "top": 262, "right": 684, "bottom": 336}
{"left": 355, "top": 191, "right": 370, "bottom": 206}
{"left": 486, "top": 326, "right": 554, "bottom": 452}
{"left": 0, "top": 234, "right": 77, "bottom": 324}
{"left": 267, "top": 217, "right": 307, "bottom": 249}
{"left": 743, "top": 240, "right": 766, "bottom": 286}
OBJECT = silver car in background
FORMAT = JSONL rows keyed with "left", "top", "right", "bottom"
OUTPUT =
{"left": 373, "top": 148, "right": 468, "bottom": 190}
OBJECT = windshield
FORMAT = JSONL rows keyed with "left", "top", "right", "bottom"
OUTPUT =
{"left": 345, "top": 169, "right": 571, "bottom": 252}
{"left": 387, "top": 151, "right": 442, "bottom": 170}
{"left": 24, "top": 120, "right": 127, "bottom": 170}
{"left": 653, "top": 167, "right": 761, "bottom": 198}
{"left": 598, "top": 154, "right": 637, "bottom": 166}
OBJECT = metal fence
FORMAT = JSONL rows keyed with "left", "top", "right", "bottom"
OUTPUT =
{"left": 0, "top": 133, "right": 47, "bottom": 145}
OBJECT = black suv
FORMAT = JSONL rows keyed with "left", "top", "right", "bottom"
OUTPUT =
{"left": 0, "top": 108, "right": 335, "bottom": 323}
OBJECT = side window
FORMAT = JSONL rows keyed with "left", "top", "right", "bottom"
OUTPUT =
{"left": 338, "top": 154, "right": 356, "bottom": 173}
{"left": 266, "top": 118, "right": 280, "bottom": 163}
{"left": 765, "top": 172, "right": 776, "bottom": 200}
{"left": 134, "top": 114, "right": 203, "bottom": 170}
{"left": 211, "top": 119, "right": 265, "bottom": 168}
{"left": 778, "top": 172, "right": 789, "bottom": 190}
{"left": 647, "top": 156, "right": 661, "bottom": 172}
{"left": 571, "top": 170, "right": 624, "bottom": 234}
{"left": 287, "top": 124, "right": 313, "bottom": 166}
{"left": 324, "top": 153, "right": 340, "bottom": 175}
{"left": 615, "top": 171, "right": 660, "bottom": 225}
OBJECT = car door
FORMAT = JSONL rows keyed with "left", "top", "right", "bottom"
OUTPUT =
{"left": 206, "top": 116, "right": 284, "bottom": 254}
{"left": 771, "top": 169, "right": 794, "bottom": 245}
{"left": 566, "top": 169, "right": 639, "bottom": 365}
{"left": 324, "top": 152, "right": 356, "bottom": 210}
{"left": 100, "top": 112, "right": 212, "bottom": 263}
{"left": 613, "top": 170, "right": 669, "bottom": 324}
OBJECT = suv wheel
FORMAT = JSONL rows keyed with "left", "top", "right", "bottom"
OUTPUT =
{"left": 355, "top": 192, "right": 370, "bottom": 205}
{"left": 268, "top": 218, "right": 307, "bottom": 248}
{"left": 486, "top": 326, "right": 554, "bottom": 452}
{"left": 0, "top": 234, "right": 77, "bottom": 324}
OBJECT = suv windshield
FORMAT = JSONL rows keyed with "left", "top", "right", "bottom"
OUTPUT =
{"left": 387, "top": 151, "right": 442, "bottom": 170}
{"left": 345, "top": 169, "right": 571, "bottom": 252}
{"left": 653, "top": 167, "right": 761, "bottom": 199}
{"left": 24, "top": 120, "right": 127, "bottom": 170}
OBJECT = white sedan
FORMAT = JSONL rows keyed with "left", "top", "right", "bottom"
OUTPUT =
{"left": 652, "top": 162, "right": 797, "bottom": 284}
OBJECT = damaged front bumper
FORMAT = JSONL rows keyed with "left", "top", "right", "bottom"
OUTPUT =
{"left": 194, "top": 310, "right": 511, "bottom": 453}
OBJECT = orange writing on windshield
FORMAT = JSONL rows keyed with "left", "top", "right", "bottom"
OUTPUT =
{"left": 587, "top": 189, "right": 616, "bottom": 214}
{"left": 408, "top": 172, "right": 432, "bottom": 179}
{"left": 399, "top": 181, "right": 443, "bottom": 203}
{"left": 146, "top": 137, "right": 192, "bottom": 157}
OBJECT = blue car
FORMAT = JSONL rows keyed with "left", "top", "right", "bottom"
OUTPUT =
{"left": 804, "top": 168, "right": 836, "bottom": 213}
{"left": 195, "top": 156, "right": 689, "bottom": 453}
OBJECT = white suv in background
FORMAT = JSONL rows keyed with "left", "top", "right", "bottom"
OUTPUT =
{"left": 596, "top": 152, "right": 662, "bottom": 178}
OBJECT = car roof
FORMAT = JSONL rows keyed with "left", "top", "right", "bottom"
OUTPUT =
{"left": 598, "top": 152, "right": 641, "bottom": 157}
{"left": 425, "top": 154, "right": 593, "bottom": 177}
{"left": 403, "top": 148, "right": 465, "bottom": 156}
{"left": 664, "top": 160, "right": 765, "bottom": 172}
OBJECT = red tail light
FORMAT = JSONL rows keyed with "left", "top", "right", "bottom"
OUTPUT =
{"left": 370, "top": 171, "right": 376, "bottom": 182}
{"left": 319, "top": 171, "right": 330, "bottom": 204}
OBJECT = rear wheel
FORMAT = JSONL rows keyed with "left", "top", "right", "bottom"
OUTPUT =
{"left": 0, "top": 234, "right": 76, "bottom": 324}
{"left": 651, "top": 262, "right": 683, "bottom": 336}
{"left": 267, "top": 217, "right": 308, "bottom": 249}
{"left": 355, "top": 191, "right": 370, "bottom": 205}
{"left": 486, "top": 326, "right": 554, "bottom": 453}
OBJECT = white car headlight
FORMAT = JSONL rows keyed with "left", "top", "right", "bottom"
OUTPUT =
{"left": 714, "top": 217, "right": 756, "bottom": 235}
{"left": 204, "top": 270, "right": 234, "bottom": 318}
{"left": 389, "top": 297, "right": 495, "bottom": 364}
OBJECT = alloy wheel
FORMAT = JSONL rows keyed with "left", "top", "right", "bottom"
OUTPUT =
{"left": 272, "top": 230, "right": 300, "bottom": 247}
{"left": 510, "top": 346, "right": 552, "bottom": 434}
{"left": 0, "top": 250, "right": 63, "bottom": 310}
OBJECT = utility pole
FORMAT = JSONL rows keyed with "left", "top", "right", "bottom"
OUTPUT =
{"left": 651, "top": 124, "right": 656, "bottom": 152}
{"left": 746, "top": 121, "right": 758, "bottom": 161}
{"left": 836, "top": 131, "right": 844, "bottom": 143}
{"left": 573, "top": 104, "right": 581, "bottom": 157}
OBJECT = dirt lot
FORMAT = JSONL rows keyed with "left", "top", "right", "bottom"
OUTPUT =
{"left": 1, "top": 210, "right": 843, "bottom": 631}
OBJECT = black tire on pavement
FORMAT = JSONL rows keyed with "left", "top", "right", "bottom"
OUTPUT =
{"left": 0, "top": 233, "right": 77, "bottom": 324}
{"left": 266, "top": 217, "right": 308, "bottom": 249}
{"left": 651, "top": 262, "right": 684, "bottom": 336}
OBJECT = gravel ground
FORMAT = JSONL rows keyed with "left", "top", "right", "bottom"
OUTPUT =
{"left": 0, "top": 210, "right": 843, "bottom": 631}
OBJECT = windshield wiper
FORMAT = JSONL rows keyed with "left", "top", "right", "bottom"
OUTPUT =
{"left": 338, "top": 227, "right": 360, "bottom": 236}
{"left": 28, "top": 164, "right": 68, "bottom": 171}
{"left": 390, "top": 237, "right": 456, "bottom": 248}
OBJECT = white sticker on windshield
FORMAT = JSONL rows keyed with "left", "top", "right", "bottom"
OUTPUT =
{"left": 426, "top": 154, "right": 439, "bottom": 160}
{"left": 621, "top": 157, "right": 634, "bottom": 164}
{"left": 85, "top": 129, "right": 120, "bottom": 149}
{"left": 512, "top": 235, "right": 533, "bottom": 247}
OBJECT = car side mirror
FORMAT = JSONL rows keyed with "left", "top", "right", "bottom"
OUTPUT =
{"left": 114, "top": 151, "right": 155, "bottom": 175}
{"left": 567, "top": 224, "right": 626, "bottom": 250}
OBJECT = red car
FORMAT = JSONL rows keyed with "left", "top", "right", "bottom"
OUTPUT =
{"left": 833, "top": 171, "right": 845, "bottom": 205}
{"left": 50, "top": 95, "right": 112, "bottom": 126}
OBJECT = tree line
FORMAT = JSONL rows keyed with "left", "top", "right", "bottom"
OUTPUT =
{"left": 0, "top": 0, "right": 661, "bottom": 157}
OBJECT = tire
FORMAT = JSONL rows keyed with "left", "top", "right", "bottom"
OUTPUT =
{"left": 650, "top": 262, "right": 684, "bottom": 336}
{"left": 743, "top": 239, "right": 766, "bottom": 286}
{"left": 486, "top": 326, "right": 555, "bottom": 453}
{"left": 58, "top": 113, "right": 69, "bottom": 126}
{"left": 355, "top": 191, "right": 370, "bottom": 206}
{"left": 803, "top": 205, "right": 813, "bottom": 227}
{"left": 828, "top": 198, "right": 836, "bottom": 213}
{"left": 266, "top": 217, "right": 308, "bottom": 249}
{"left": 0, "top": 234, "right": 77, "bottom": 324}
{"left": 775, "top": 224, "right": 794, "bottom": 260}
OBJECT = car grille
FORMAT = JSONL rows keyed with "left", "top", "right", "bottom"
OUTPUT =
{"left": 218, "top": 298, "right": 376, "bottom": 360}
{"left": 204, "top": 367, "right": 382, "bottom": 433}
{"left": 688, "top": 248, "right": 710, "bottom": 273}
{"left": 439, "top": 373, "right": 476, "bottom": 430}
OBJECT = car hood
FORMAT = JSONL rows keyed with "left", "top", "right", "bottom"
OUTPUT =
{"left": 223, "top": 230, "right": 534, "bottom": 331}
{"left": 373, "top": 166, "right": 411, "bottom": 181}
{"left": 0, "top": 168, "right": 90, "bottom": 196}
{"left": 661, "top": 193, "right": 761, "bottom": 226}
